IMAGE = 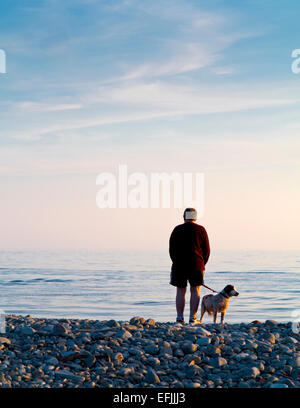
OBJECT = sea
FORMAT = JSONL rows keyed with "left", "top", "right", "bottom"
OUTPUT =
{"left": 0, "top": 249, "right": 299, "bottom": 323}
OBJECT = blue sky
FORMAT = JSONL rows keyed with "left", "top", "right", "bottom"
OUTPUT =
{"left": 0, "top": 0, "right": 299, "bottom": 250}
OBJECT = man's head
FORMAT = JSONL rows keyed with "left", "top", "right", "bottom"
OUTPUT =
{"left": 183, "top": 208, "right": 197, "bottom": 222}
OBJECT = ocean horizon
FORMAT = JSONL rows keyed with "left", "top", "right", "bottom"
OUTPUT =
{"left": 0, "top": 249, "right": 299, "bottom": 324}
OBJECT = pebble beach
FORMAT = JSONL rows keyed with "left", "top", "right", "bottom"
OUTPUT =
{"left": 0, "top": 314, "right": 299, "bottom": 389}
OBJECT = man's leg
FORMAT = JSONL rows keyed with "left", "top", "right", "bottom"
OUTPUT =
{"left": 176, "top": 287, "right": 186, "bottom": 320}
{"left": 190, "top": 285, "right": 201, "bottom": 321}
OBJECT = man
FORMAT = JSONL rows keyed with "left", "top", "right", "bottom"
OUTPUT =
{"left": 169, "top": 208, "right": 210, "bottom": 324}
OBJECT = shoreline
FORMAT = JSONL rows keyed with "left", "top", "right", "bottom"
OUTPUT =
{"left": 0, "top": 314, "right": 299, "bottom": 388}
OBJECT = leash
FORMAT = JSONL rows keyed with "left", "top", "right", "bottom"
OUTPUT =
{"left": 202, "top": 283, "right": 218, "bottom": 293}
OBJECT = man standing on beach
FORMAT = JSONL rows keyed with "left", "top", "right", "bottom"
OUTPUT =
{"left": 169, "top": 208, "right": 210, "bottom": 324}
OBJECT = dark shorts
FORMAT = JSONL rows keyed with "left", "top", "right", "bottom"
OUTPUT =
{"left": 170, "top": 269, "right": 205, "bottom": 288}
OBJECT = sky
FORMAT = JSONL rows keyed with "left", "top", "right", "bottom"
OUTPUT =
{"left": 0, "top": 0, "right": 299, "bottom": 251}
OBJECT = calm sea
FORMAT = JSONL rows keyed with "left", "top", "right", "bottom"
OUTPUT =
{"left": 0, "top": 250, "right": 299, "bottom": 323}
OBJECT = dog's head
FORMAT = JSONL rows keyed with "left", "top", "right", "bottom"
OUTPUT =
{"left": 223, "top": 284, "right": 239, "bottom": 297}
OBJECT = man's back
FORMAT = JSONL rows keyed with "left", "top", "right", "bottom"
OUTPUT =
{"left": 169, "top": 222, "right": 210, "bottom": 273}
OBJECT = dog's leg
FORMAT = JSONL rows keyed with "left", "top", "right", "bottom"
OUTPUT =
{"left": 199, "top": 302, "right": 205, "bottom": 324}
{"left": 221, "top": 312, "right": 225, "bottom": 324}
{"left": 213, "top": 310, "right": 217, "bottom": 324}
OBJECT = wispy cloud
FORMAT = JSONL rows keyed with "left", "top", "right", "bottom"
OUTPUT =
{"left": 5, "top": 79, "right": 299, "bottom": 142}
{"left": 114, "top": 42, "right": 217, "bottom": 81}
{"left": 16, "top": 102, "right": 83, "bottom": 112}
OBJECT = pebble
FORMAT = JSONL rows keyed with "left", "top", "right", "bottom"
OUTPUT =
{"left": 0, "top": 314, "right": 299, "bottom": 388}
{"left": 106, "top": 320, "right": 120, "bottom": 328}
{"left": 196, "top": 337, "right": 211, "bottom": 346}
{"left": 270, "top": 383, "right": 288, "bottom": 388}
{"left": 0, "top": 337, "right": 11, "bottom": 345}
{"left": 113, "top": 352, "right": 124, "bottom": 364}
{"left": 212, "top": 357, "right": 227, "bottom": 368}
{"left": 130, "top": 317, "right": 146, "bottom": 325}
{"left": 19, "top": 326, "right": 35, "bottom": 336}
{"left": 45, "top": 357, "right": 59, "bottom": 366}
{"left": 55, "top": 370, "right": 83, "bottom": 383}
{"left": 265, "top": 320, "right": 279, "bottom": 326}
{"left": 195, "top": 327, "right": 211, "bottom": 336}
{"left": 145, "top": 368, "right": 160, "bottom": 384}
{"left": 52, "top": 324, "right": 68, "bottom": 336}
{"left": 181, "top": 342, "right": 198, "bottom": 354}
{"left": 114, "top": 329, "right": 132, "bottom": 340}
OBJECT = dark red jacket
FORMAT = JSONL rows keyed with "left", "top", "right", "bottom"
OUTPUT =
{"left": 169, "top": 222, "right": 210, "bottom": 273}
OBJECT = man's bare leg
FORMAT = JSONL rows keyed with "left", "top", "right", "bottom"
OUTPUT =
{"left": 176, "top": 287, "right": 186, "bottom": 320}
{"left": 190, "top": 285, "right": 201, "bottom": 321}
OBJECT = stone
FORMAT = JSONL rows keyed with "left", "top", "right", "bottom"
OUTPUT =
{"left": 266, "top": 333, "right": 276, "bottom": 344}
{"left": 19, "top": 326, "right": 35, "bottom": 336}
{"left": 181, "top": 342, "right": 198, "bottom": 354}
{"left": 237, "top": 366, "right": 260, "bottom": 379}
{"left": 185, "top": 365, "right": 201, "bottom": 379}
{"left": 294, "top": 357, "right": 300, "bottom": 368}
{"left": 52, "top": 324, "right": 68, "bottom": 336}
{"left": 195, "top": 327, "right": 211, "bottom": 336}
{"left": 145, "top": 343, "right": 159, "bottom": 355}
{"left": 0, "top": 338, "right": 11, "bottom": 345}
{"left": 130, "top": 317, "right": 146, "bottom": 325}
{"left": 106, "top": 319, "right": 120, "bottom": 328}
{"left": 238, "top": 382, "right": 251, "bottom": 388}
{"left": 42, "top": 325, "right": 54, "bottom": 333}
{"left": 59, "top": 351, "right": 81, "bottom": 361}
{"left": 286, "top": 336, "right": 298, "bottom": 345}
{"left": 174, "top": 349, "right": 184, "bottom": 357}
{"left": 145, "top": 369, "right": 160, "bottom": 384}
{"left": 160, "top": 341, "right": 172, "bottom": 356}
{"left": 83, "top": 352, "right": 96, "bottom": 368}
{"left": 270, "top": 383, "right": 288, "bottom": 388}
{"left": 113, "top": 352, "right": 124, "bottom": 364}
{"left": 212, "top": 357, "right": 227, "bottom": 368}
{"left": 55, "top": 370, "right": 82, "bottom": 383}
{"left": 128, "top": 347, "right": 142, "bottom": 356}
{"left": 265, "top": 320, "right": 279, "bottom": 326}
{"left": 256, "top": 341, "right": 272, "bottom": 353}
{"left": 45, "top": 357, "right": 59, "bottom": 367}
{"left": 147, "top": 357, "right": 160, "bottom": 368}
{"left": 184, "top": 382, "right": 201, "bottom": 388}
{"left": 196, "top": 337, "right": 211, "bottom": 346}
{"left": 114, "top": 328, "right": 132, "bottom": 340}
{"left": 235, "top": 352, "right": 250, "bottom": 361}
{"left": 119, "top": 367, "right": 132, "bottom": 376}
{"left": 145, "top": 319, "right": 156, "bottom": 326}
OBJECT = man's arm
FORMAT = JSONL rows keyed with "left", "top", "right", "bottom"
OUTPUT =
{"left": 201, "top": 226, "right": 210, "bottom": 264}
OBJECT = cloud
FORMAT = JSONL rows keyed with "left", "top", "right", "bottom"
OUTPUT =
{"left": 16, "top": 102, "right": 83, "bottom": 112}
{"left": 2, "top": 0, "right": 298, "bottom": 146}
{"left": 114, "top": 42, "right": 217, "bottom": 81}
{"left": 5, "top": 79, "right": 298, "bottom": 143}
{"left": 1, "top": 129, "right": 299, "bottom": 176}
{"left": 82, "top": 80, "right": 298, "bottom": 112}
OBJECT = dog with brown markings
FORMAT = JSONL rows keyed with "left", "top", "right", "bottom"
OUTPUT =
{"left": 199, "top": 284, "right": 239, "bottom": 324}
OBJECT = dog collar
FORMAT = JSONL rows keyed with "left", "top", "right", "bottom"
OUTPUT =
{"left": 220, "top": 291, "right": 230, "bottom": 299}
